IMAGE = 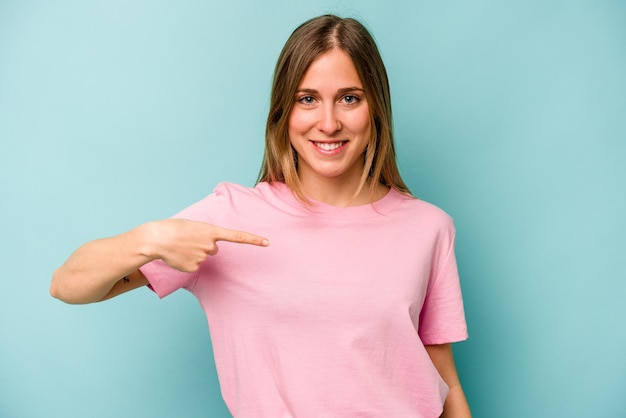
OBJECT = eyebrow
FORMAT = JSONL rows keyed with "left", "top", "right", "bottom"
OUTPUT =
{"left": 296, "top": 87, "right": 365, "bottom": 94}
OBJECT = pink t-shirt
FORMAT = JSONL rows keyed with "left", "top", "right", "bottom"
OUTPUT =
{"left": 140, "top": 181, "right": 467, "bottom": 418}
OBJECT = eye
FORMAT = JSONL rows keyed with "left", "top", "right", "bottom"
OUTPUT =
{"left": 342, "top": 94, "right": 360, "bottom": 105}
{"left": 297, "top": 95, "right": 316, "bottom": 105}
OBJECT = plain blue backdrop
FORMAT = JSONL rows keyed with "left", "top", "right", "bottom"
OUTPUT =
{"left": 1, "top": 1, "right": 625, "bottom": 417}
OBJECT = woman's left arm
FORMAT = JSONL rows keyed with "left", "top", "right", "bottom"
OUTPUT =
{"left": 425, "top": 343, "right": 472, "bottom": 418}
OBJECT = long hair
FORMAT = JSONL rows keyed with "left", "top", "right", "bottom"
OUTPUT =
{"left": 257, "top": 15, "right": 411, "bottom": 202}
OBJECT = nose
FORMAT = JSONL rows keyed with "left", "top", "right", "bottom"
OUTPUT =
{"left": 316, "top": 103, "right": 341, "bottom": 135}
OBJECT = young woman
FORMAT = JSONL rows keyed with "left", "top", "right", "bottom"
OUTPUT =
{"left": 51, "top": 15, "right": 471, "bottom": 418}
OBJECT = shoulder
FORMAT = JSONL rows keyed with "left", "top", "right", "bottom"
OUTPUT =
{"left": 205, "top": 181, "right": 300, "bottom": 219}
{"left": 169, "top": 182, "right": 262, "bottom": 222}
{"left": 183, "top": 181, "right": 270, "bottom": 213}
{"left": 211, "top": 181, "right": 287, "bottom": 204}
{"left": 393, "top": 191, "right": 455, "bottom": 230}
{"left": 211, "top": 181, "right": 257, "bottom": 199}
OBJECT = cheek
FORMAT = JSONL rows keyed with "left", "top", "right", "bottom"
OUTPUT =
{"left": 288, "top": 108, "right": 313, "bottom": 136}
{"left": 351, "top": 108, "right": 372, "bottom": 137}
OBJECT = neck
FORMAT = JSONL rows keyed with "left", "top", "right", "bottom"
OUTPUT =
{"left": 299, "top": 174, "right": 389, "bottom": 207}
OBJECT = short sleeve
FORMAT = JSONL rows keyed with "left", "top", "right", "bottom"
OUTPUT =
{"left": 140, "top": 259, "right": 198, "bottom": 299}
{"left": 418, "top": 220, "right": 468, "bottom": 345}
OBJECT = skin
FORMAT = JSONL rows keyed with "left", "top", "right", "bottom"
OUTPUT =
{"left": 426, "top": 344, "right": 472, "bottom": 418}
{"left": 51, "top": 47, "right": 470, "bottom": 417}
{"left": 50, "top": 219, "right": 269, "bottom": 304}
{"left": 288, "top": 48, "right": 387, "bottom": 206}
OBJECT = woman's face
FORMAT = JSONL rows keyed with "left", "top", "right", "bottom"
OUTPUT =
{"left": 288, "top": 48, "right": 371, "bottom": 189}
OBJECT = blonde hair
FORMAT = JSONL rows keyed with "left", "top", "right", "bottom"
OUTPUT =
{"left": 257, "top": 15, "right": 411, "bottom": 202}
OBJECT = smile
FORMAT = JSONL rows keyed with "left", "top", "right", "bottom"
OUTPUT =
{"left": 313, "top": 141, "right": 346, "bottom": 151}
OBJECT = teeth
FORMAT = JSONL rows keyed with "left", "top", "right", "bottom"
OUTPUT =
{"left": 315, "top": 141, "right": 344, "bottom": 151}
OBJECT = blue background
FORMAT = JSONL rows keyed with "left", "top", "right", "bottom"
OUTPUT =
{"left": 1, "top": 1, "right": 625, "bottom": 417}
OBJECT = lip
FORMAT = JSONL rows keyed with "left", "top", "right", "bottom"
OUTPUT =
{"left": 310, "top": 140, "right": 347, "bottom": 156}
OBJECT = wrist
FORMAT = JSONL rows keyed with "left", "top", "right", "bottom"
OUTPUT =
{"left": 133, "top": 221, "right": 162, "bottom": 261}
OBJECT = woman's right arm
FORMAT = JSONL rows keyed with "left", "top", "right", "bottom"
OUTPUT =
{"left": 50, "top": 219, "right": 269, "bottom": 304}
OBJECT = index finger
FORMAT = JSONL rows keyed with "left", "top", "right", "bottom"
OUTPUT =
{"left": 214, "top": 226, "right": 270, "bottom": 247}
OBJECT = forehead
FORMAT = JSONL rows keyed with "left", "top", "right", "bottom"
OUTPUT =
{"left": 298, "top": 48, "right": 363, "bottom": 89}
